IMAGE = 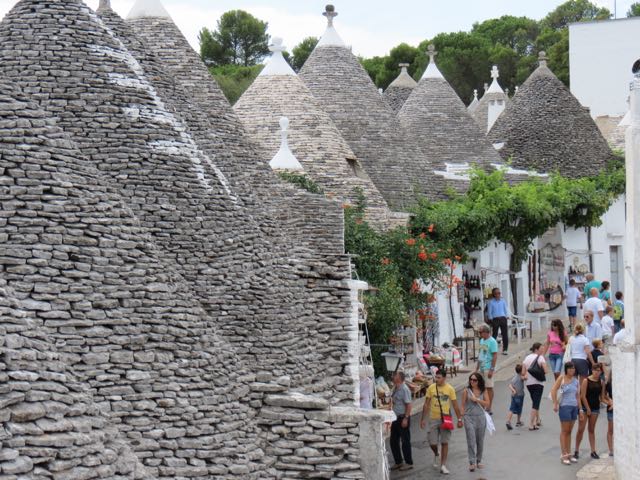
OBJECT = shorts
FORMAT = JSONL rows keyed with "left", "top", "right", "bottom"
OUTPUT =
{"left": 480, "top": 370, "right": 494, "bottom": 388}
{"left": 527, "top": 384, "right": 544, "bottom": 410}
{"left": 572, "top": 358, "right": 590, "bottom": 378}
{"left": 567, "top": 306, "right": 577, "bottom": 317}
{"left": 559, "top": 405, "right": 579, "bottom": 422}
{"left": 582, "top": 407, "right": 600, "bottom": 415}
{"left": 548, "top": 353, "right": 563, "bottom": 374}
{"left": 509, "top": 394, "right": 524, "bottom": 415}
{"left": 428, "top": 420, "right": 452, "bottom": 445}
{"left": 607, "top": 410, "right": 613, "bottom": 422}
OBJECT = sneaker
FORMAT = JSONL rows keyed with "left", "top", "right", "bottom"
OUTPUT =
{"left": 502, "top": 351, "right": 509, "bottom": 355}
{"left": 570, "top": 456, "right": 578, "bottom": 463}
{"left": 574, "top": 451, "right": 580, "bottom": 460}
{"left": 591, "top": 452, "right": 600, "bottom": 459}
{"left": 440, "top": 465, "right": 450, "bottom": 475}
{"left": 390, "top": 464, "right": 403, "bottom": 471}
{"left": 506, "top": 423, "right": 513, "bottom": 431}
{"left": 399, "top": 464, "right": 413, "bottom": 471}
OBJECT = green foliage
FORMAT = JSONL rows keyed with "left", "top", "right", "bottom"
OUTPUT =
{"left": 277, "top": 172, "right": 324, "bottom": 194}
{"left": 628, "top": 2, "right": 640, "bottom": 16}
{"left": 541, "top": 0, "right": 610, "bottom": 30}
{"left": 210, "top": 64, "right": 263, "bottom": 104}
{"left": 199, "top": 10, "right": 270, "bottom": 67}
{"left": 291, "top": 37, "right": 318, "bottom": 72}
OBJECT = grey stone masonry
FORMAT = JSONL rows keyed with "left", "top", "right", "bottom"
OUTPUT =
{"left": 488, "top": 59, "right": 615, "bottom": 177}
{"left": 234, "top": 73, "right": 394, "bottom": 229}
{"left": 384, "top": 65, "right": 417, "bottom": 114}
{"left": 398, "top": 63, "right": 503, "bottom": 200}
{"left": 300, "top": 44, "right": 423, "bottom": 211}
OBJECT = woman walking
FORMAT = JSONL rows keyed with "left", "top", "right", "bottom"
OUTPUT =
{"left": 544, "top": 319, "right": 567, "bottom": 380}
{"left": 575, "top": 363, "right": 605, "bottom": 459}
{"left": 461, "top": 373, "right": 490, "bottom": 472}
{"left": 569, "top": 324, "right": 594, "bottom": 383}
{"left": 599, "top": 281, "right": 612, "bottom": 306}
{"left": 551, "top": 362, "right": 583, "bottom": 465}
{"left": 523, "top": 343, "right": 549, "bottom": 430}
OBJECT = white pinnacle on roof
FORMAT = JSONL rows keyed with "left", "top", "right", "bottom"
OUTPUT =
{"left": 98, "top": 0, "right": 111, "bottom": 9}
{"left": 127, "top": 0, "right": 171, "bottom": 19}
{"left": 316, "top": 5, "right": 345, "bottom": 48}
{"left": 467, "top": 89, "right": 479, "bottom": 112}
{"left": 486, "top": 65, "right": 505, "bottom": 94}
{"left": 260, "top": 38, "right": 295, "bottom": 76}
{"left": 421, "top": 45, "right": 444, "bottom": 80}
{"left": 270, "top": 117, "right": 304, "bottom": 172}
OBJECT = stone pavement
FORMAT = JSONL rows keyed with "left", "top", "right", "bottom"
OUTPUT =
{"left": 576, "top": 458, "right": 615, "bottom": 480}
{"left": 389, "top": 328, "right": 613, "bottom": 480}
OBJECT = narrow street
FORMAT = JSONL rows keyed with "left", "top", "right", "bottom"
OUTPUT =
{"left": 390, "top": 366, "right": 609, "bottom": 480}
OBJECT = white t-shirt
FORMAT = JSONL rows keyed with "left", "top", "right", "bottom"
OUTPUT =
{"left": 523, "top": 353, "right": 547, "bottom": 386}
{"left": 569, "top": 334, "right": 591, "bottom": 360}
{"left": 566, "top": 287, "right": 581, "bottom": 307}
{"left": 613, "top": 329, "right": 628, "bottom": 345}
{"left": 601, "top": 315, "right": 614, "bottom": 337}
{"left": 584, "top": 297, "right": 605, "bottom": 321}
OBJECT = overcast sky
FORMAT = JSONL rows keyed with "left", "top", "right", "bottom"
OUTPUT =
{"left": 0, "top": 0, "right": 634, "bottom": 57}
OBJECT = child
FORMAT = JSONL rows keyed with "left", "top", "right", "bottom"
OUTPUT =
{"left": 613, "top": 292, "right": 624, "bottom": 333}
{"left": 506, "top": 364, "right": 525, "bottom": 430}
{"left": 601, "top": 306, "right": 615, "bottom": 344}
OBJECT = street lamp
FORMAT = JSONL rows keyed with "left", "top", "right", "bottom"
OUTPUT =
{"left": 381, "top": 352, "right": 403, "bottom": 374}
{"left": 509, "top": 217, "right": 521, "bottom": 228}
{"left": 579, "top": 206, "right": 588, "bottom": 216}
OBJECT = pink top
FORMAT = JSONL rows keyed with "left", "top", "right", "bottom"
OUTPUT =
{"left": 547, "top": 330, "right": 565, "bottom": 355}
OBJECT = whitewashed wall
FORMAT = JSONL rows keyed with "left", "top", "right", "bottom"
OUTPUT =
{"left": 570, "top": 17, "right": 640, "bottom": 117}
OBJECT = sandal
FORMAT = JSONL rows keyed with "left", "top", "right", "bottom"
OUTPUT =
{"left": 528, "top": 426, "right": 540, "bottom": 431}
{"left": 469, "top": 465, "right": 476, "bottom": 472}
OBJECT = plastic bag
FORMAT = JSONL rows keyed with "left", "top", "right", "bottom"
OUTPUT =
{"left": 484, "top": 410, "right": 496, "bottom": 435}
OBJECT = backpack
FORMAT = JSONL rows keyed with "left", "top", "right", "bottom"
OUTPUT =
{"left": 613, "top": 302, "right": 623, "bottom": 321}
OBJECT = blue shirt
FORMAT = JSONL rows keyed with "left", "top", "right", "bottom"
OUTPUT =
{"left": 487, "top": 298, "right": 509, "bottom": 320}
{"left": 586, "top": 321, "right": 603, "bottom": 342}
{"left": 478, "top": 337, "right": 498, "bottom": 371}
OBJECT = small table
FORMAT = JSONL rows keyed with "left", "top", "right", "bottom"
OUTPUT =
{"left": 454, "top": 336, "right": 477, "bottom": 366}
{"left": 528, "top": 312, "right": 550, "bottom": 332}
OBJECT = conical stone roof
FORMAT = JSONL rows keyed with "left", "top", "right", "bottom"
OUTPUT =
{"left": 467, "top": 89, "right": 479, "bottom": 113}
{"left": 471, "top": 66, "right": 509, "bottom": 132}
{"left": 116, "top": 1, "right": 360, "bottom": 401}
{"left": 234, "top": 38, "right": 392, "bottom": 226}
{"left": 488, "top": 53, "right": 614, "bottom": 177}
{"left": 299, "top": 6, "right": 419, "bottom": 210}
{"left": 384, "top": 63, "right": 417, "bottom": 114}
{"left": 397, "top": 46, "right": 502, "bottom": 199}
{"left": 0, "top": 76, "right": 266, "bottom": 477}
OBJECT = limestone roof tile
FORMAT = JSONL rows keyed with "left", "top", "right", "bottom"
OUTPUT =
{"left": 384, "top": 64, "right": 417, "bottom": 114}
{"left": 488, "top": 53, "right": 615, "bottom": 177}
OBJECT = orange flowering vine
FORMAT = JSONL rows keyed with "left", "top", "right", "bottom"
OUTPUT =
{"left": 405, "top": 238, "right": 416, "bottom": 246}
{"left": 428, "top": 224, "right": 435, "bottom": 233}
{"left": 418, "top": 251, "right": 428, "bottom": 261}
{"left": 419, "top": 232, "right": 427, "bottom": 239}
{"left": 381, "top": 257, "right": 391, "bottom": 265}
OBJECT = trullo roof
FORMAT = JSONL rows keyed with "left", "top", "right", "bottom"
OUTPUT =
{"left": 299, "top": 5, "right": 421, "bottom": 210}
{"left": 397, "top": 45, "right": 503, "bottom": 199}
{"left": 488, "top": 52, "right": 614, "bottom": 177}
{"left": 384, "top": 63, "right": 418, "bottom": 114}
{"left": 471, "top": 65, "right": 509, "bottom": 132}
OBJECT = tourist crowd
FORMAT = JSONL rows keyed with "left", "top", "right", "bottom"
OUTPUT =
{"left": 388, "top": 273, "right": 622, "bottom": 474}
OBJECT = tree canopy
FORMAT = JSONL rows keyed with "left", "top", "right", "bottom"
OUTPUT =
{"left": 628, "top": 2, "right": 640, "bottom": 16}
{"left": 291, "top": 37, "right": 318, "bottom": 72}
{"left": 199, "top": 10, "right": 270, "bottom": 67}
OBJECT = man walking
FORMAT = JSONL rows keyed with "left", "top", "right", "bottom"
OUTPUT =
{"left": 487, "top": 288, "right": 510, "bottom": 354}
{"left": 584, "top": 288, "right": 605, "bottom": 323}
{"left": 476, "top": 324, "right": 498, "bottom": 413}
{"left": 583, "top": 273, "right": 601, "bottom": 300}
{"left": 389, "top": 372, "right": 413, "bottom": 471}
{"left": 420, "top": 369, "right": 462, "bottom": 475}
{"left": 584, "top": 311, "right": 603, "bottom": 343}
{"left": 565, "top": 279, "right": 582, "bottom": 332}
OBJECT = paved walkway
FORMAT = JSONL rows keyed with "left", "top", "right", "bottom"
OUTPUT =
{"left": 388, "top": 329, "right": 613, "bottom": 480}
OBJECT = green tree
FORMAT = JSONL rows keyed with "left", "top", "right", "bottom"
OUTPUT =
{"left": 291, "top": 37, "right": 318, "bottom": 72}
{"left": 210, "top": 64, "right": 263, "bottom": 104}
{"left": 628, "top": 2, "right": 640, "bottom": 16}
{"left": 199, "top": 10, "right": 270, "bottom": 67}
{"left": 379, "top": 43, "right": 420, "bottom": 89}
{"left": 541, "top": 0, "right": 610, "bottom": 30}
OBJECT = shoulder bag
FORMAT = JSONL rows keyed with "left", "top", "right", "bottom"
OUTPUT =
{"left": 436, "top": 384, "right": 455, "bottom": 430}
{"left": 527, "top": 355, "right": 546, "bottom": 382}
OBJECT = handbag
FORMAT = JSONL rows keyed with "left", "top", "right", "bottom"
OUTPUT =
{"left": 527, "top": 355, "right": 546, "bottom": 382}
{"left": 484, "top": 409, "right": 496, "bottom": 435}
{"left": 436, "top": 384, "right": 455, "bottom": 430}
{"left": 563, "top": 337, "right": 573, "bottom": 364}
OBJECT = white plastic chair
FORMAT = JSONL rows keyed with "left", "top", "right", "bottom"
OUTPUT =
{"left": 511, "top": 315, "right": 529, "bottom": 344}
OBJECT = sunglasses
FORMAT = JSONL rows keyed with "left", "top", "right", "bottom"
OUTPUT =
{"left": 470, "top": 378, "right": 478, "bottom": 382}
